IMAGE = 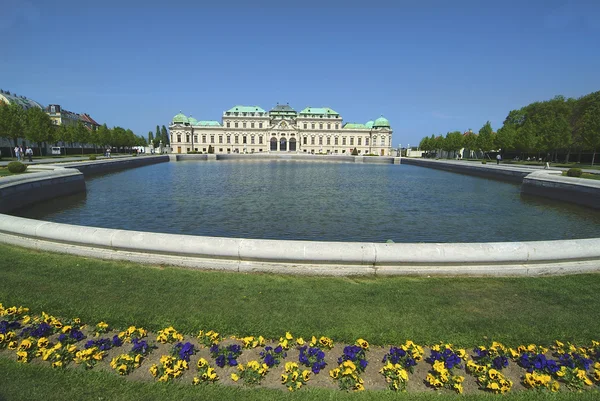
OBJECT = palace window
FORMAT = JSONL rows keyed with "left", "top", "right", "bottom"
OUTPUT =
{"left": 243, "top": 122, "right": 246, "bottom": 128}
{"left": 210, "top": 135, "right": 215, "bottom": 143}
{"left": 327, "top": 137, "right": 330, "bottom": 145}
{"left": 251, "top": 135, "right": 255, "bottom": 144}
{"left": 177, "top": 134, "right": 181, "bottom": 142}
{"left": 350, "top": 137, "right": 354, "bottom": 145}
{"left": 219, "top": 136, "right": 223, "bottom": 144}
{"left": 342, "top": 137, "right": 346, "bottom": 145}
{"left": 243, "top": 136, "right": 247, "bottom": 144}
{"left": 319, "top": 123, "right": 323, "bottom": 129}
{"left": 235, "top": 136, "right": 239, "bottom": 144}
{"left": 259, "top": 136, "right": 263, "bottom": 144}
{"left": 311, "top": 137, "right": 315, "bottom": 145}
{"left": 194, "top": 135, "right": 198, "bottom": 143}
{"left": 259, "top": 122, "right": 263, "bottom": 128}
{"left": 319, "top": 137, "right": 323, "bottom": 145}
{"left": 311, "top": 123, "right": 315, "bottom": 129}
{"left": 334, "top": 137, "right": 338, "bottom": 145}
{"left": 251, "top": 122, "right": 255, "bottom": 128}
{"left": 365, "top": 137, "right": 369, "bottom": 146}
{"left": 381, "top": 137, "right": 385, "bottom": 146}
{"left": 358, "top": 137, "right": 361, "bottom": 145}
{"left": 372, "top": 136, "right": 377, "bottom": 145}
{"left": 226, "top": 122, "right": 230, "bottom": 128}
{"left": 303, "top": 123, "right": 307, "bottom": 129}
{"left": 227, "top": 136, "right": 231, "bottom": 144}
{"left": 202, "top": 135, "right": 206, "bottom": 143}
{"left": 327, "top": 123, "right": 331, "bottom": 129}
{"left": 303, "top": 137, "right": 307, "bottom": 145}
{"left": 235, "top": 122, "right": 238, "bottom": 128}
{"left": 186, "top": 134, "right": 190, "bottom": 142}
{"left": 336, "top": 124, "right": 339, "bottom": 129}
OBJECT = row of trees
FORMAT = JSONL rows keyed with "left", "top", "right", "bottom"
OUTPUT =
{"left": 148, "top": 125, "right": 170, "bottom": 149}
{"left": 0, "top": 102, "right": 147, "bottom": 156}
{"left": 418, "top": 91, "right": 600, "bottom": 164}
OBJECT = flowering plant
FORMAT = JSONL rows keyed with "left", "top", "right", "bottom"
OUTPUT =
{"left": 298, "top": 345, "right": 327, "bottom": 374}
{"left": 281, "top": 362, "right": 311, "bottom": 391}
{"left": 0, "top": 321, "right": 20, "bottom": 350}
{"left": 514, "top": 345, "right": 560, "bottom": 391}
{"left": 118, "top": 326, "right": 147, "bottom": 343}
{"left": 379, "top": 362, "right": 409, "bottom": 391}
{"left": 15, "top": 337, "right": 38, "bottom": 363}
{"left": 150, "top": 355, "right": 189, "bottom": 382}
{"left": 197, "top": 330, "right": 220, "bottom": 347}
{"left": 111, "top": 353, "right": 143, "bottom": 375}
{"left": 57, "top": 326, "right": 86, "bottom": 345}
{"left": 232, "top": 360, "right": 269, "bottom": 385}
{"left": 74, "top": 346, "right": 106, "bottom": 369}
{"left": 131, "top": 338, "right": 153, "bottom": 356}
{"left": 382, "top": 341, "right": 424, "bottom": 374}
{"left": 240, "top": 335, "right": 265, "bottom": 349}
{"left": 193, "top": 357, "right": 218, "bottom": 384}
{"left": 39, "top": 341, "right": 78, "bottom": 369}
{"left": 85, "top": 337, "right": 117, "bottom": 352}
{"left": 308, "top": 335, "right": 334, "bottom": 349}
{"left": 94, "top": 321, "right": 110, "bottom": 336}
{"left": 260, "top": 345, "right": 287, "bottom": 368}
{"left": 0, "top": 304, "right": 29, "bottom": 322}
{"left": 210, "top": 343, "right": 242, "bottom": 368}
{"left": 278, "top": 332, "right": 294, "bottom": 350}
{"left": 19, "top": 321, "right": 54, "bottom": 338}
{"left": 425, "top": 343, "right": 466, "bottom": 394}
{"left": 466, "top": 341, "right": 512, "bottom": 393}
{"left": 156, "top": 326, "right": 184, "bottom": 344}
{"left": 329, "top": 341, "right": 369, "bottom": 391}
{"left": 173, "top": 342, "right": 196, "bottom": 361}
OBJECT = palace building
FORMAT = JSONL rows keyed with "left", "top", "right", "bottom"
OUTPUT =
{"left": 169, "top": 104, "right": 393, "bottom": 155}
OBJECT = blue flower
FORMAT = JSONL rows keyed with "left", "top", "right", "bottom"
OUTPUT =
{"left": 112, "top": 335, "right": 123, "bottom": 347}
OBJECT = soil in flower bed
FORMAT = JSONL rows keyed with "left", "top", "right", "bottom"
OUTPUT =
{"left": 1, "top": 320, "right": 599, "bottom": 395}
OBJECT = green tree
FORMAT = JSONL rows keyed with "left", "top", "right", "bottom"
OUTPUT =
{"left": 443, "top": 131, "right": 463, "bottom": 158}
{"left": 161, "top": 125, "right": 169, "bottom": 145}
{"left": 0, "top": 103, "right": 25, "bottom": 154}
{"left": 573, "top": 91, "right": 600, "bottom": 165}
{"left": 148, "top": 131, "right": 154, "bottom": 144}
{"left": 462, "top": 130, "right": 478, "bottom": 158}
{"left": 24, "top": 107, "right": 53, "bottom": 156}
{"left": 72, "top": 121, "right": 90, "bottom": 155}
{"left": 477, "top": 121, "right": 495, "bottom": 159}
{"left": 418, "top": 136, "right": 430, "bottom": 153}
{"left": 208, "top": 145, "right": 214, "bottom": 154}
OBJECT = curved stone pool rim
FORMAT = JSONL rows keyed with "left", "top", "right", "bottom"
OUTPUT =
{"left": 1, "top": 155, "right": 599, "bottom": 276}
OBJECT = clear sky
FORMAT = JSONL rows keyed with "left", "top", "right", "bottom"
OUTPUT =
{"left": 2, "top": 0, "right": 599, "bottom": 147}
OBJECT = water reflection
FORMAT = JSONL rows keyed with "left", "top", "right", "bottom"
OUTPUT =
{"left": 13, "top": 161, "right": 600, "bottom": 243}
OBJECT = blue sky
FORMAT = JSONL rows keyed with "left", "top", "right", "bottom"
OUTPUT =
{"left": 1, "top": 0, "right": 599, "bottom": 147}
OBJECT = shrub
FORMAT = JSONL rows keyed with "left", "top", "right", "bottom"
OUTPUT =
{"left": 482, "top": 161, "right": 487, "bottom": 164}
{"left": 566, "top": 168, "right": 582, "bottom": 177}
{"left": 7, "top": 161, "right": 27, "bottom": 173}
{"left": 89, "top": 155, "right": 97, "bottom": 160}
{"left": 351, "top": 147, "right": 358, "bottom": 156}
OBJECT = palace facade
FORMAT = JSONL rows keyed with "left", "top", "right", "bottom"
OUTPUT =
{"left": 169, "top": 104, "right": 393, "bottom": 155}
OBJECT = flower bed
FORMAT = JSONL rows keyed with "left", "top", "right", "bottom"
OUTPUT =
{"left": 2, "top": 302, "right": 600, "bottom": 394}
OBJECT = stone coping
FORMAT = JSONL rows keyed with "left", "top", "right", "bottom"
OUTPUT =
{"left": 0, "top": 156, "right": 599, "bottom": 276}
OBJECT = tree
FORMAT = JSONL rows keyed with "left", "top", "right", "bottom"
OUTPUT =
{"left": 573, "top": 91, "right": 600, "bottom": 165}
{"left": 72, "top": 121, "right": 90, "bottom": 155}
{"left": 477, "top": 121, "right": 495, "bottom": 158}
{"left": 97, "top": 124, "right": 112, "bottom": 149}
{"left": 0, "top": 102, "right": 25, "bottom": 153}
{"left": 462, "top": 131, "right": 478, "bottom": 158}
{"left": 208, "top": 145, "right": 214, "bottom": 154}
{"left": 419, "top": 136, "right": 430, "bottom": 154}
{"left": 351, "top": 147, "right": 358, "bottom": 156}
{"left": 161, "top": 125, "right": 169, "bottom": 145}
{"left": 155, "top": 125, "right": 161, "bottom": 145}
{"left": 24, "top": 107, "right": 53, "bottom": 156}
{"left": 148, "top": 131, "right": 154, "bottom": 144}
{"left": 443, "top": 131, "right": 463, "bottom": 158}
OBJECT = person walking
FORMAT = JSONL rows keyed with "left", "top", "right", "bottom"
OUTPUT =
{"left": 14, "top": 146, "right": 20, "bottom": 161}
{"left": 18, "top": 146, "right": 24, "bottom": 161}
{"left": 25, "top": 146, "right": 33, "bottom": 162}
{"left": 496, "top": 154, "right": 501, "bottom": 165}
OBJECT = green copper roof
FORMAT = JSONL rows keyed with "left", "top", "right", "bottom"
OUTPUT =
{"left": 172, "top": 112, "right": 188, "bottom": 124}
{"left": 187, "top": 116, "right": 198, "bottom": 125}
{"left": 365, "top": 120, "right": 374, "bottom": 128}
{"left": 373, "top": 116, "right": 390, "bottom": 128}
{"left": 226, "top": 105, "right": 266, "bottom": 113}
{"left": 196, "top": 120, "right": 222, "bottom": 127}
{"left": 299, "top": 107, "right": 339, "bottom": 115}
{"left": 343, "top": 123, "right": 367, "bottom": 129}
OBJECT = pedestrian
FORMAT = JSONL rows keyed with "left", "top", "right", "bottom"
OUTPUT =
{"left": 496, "top": 154, "right": 501, "bottom": 165}
{"left": 14, "top": 146, "right": 20, "bottom": 161}
{"left": 26, "top": 146, "right": 33, "bottom": 162}
{"left": 19, "top": 146, "right": 24, "bottom": 161}
{"left": 107, "top": 148, "right": 111, "bottom": 158}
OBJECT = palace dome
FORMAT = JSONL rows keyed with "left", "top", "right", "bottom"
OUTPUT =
{"left": 187, "top": 116, "right": 198, "bottom": 125}
{"left": 172, "top": 112, "right": 188, "bottom": 124}
{"left": 365, "top": 120, "right": 374, "bottom": 129}
{"left": 373, "top": 116, "right": 390, "bottom": 128}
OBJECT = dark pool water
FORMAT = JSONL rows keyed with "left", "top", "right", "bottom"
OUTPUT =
{"left": 14, "top": 161, "right": 600, "bottom": 243}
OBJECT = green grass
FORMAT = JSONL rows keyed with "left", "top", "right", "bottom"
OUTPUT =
{"left": 1, "top": 243, "right": 600, "bottom": 347}
{"left": 0, "top": 167, "right": 28, "bottom": 177}
{"left": 0, "top": 358, "right": 598, "bottom": 401}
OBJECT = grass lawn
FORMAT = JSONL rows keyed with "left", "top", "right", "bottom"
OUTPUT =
{"left": 0, "top": 167, "right": 28, "bottom": 177}
{"left": 1, "top": 243, "right": 600, "bottom": 347}
{"left": 2, "top": 243, "right": 600, "bottom": 399}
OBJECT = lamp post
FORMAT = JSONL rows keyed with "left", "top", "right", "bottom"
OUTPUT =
{"left": 369, "top": 127, "right": 373, "bottom": 155}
